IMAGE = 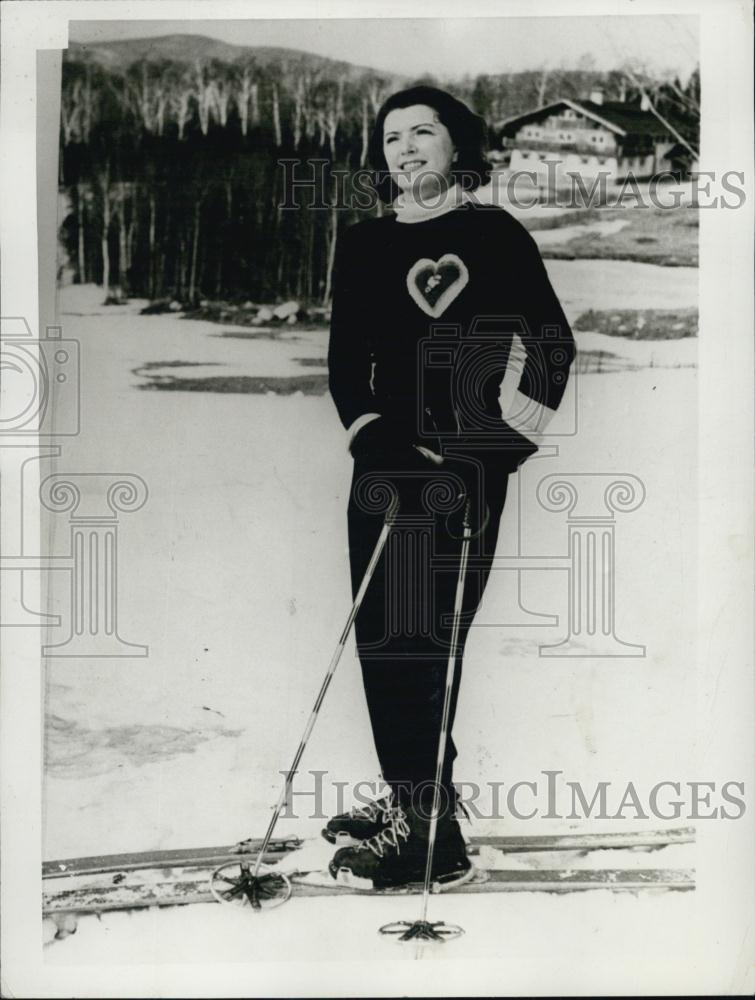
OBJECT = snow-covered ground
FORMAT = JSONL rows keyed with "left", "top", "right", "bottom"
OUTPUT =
{"left": 40, "top": 261, "right": 711, "bottom": 982}
{"left": 46, "top": 879, "right": 697, "bottom": 979}
{"left": 531, "top": 218, "right": 629, "bottom": 246}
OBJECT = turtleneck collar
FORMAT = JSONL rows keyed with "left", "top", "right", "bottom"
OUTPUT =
{"left": 392, "top": 181, "right": 467, "bottom": 224}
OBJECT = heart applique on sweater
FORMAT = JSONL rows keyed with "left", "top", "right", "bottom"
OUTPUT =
{"left": 406, "top": 254, "right": 469, "bottom": 318}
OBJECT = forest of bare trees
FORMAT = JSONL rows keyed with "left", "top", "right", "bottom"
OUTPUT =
{"left": 58, "top": 40, "right": 700, "bottom": 306}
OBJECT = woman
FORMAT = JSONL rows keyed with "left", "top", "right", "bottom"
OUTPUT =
{"left": 325, "top": 86, "right": 575, "bottom": 889}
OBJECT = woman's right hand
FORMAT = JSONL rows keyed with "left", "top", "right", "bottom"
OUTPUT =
{"left": 413, "top": 445, "right": 444, "bottom": 465}
{"left": 350, "top": 417, "right": 402, "bottom": 460}
{"left": 350, "top": 416, "right": 434, "bottom": 466}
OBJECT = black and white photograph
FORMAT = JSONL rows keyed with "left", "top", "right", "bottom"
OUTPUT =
{"left": 0, "top": 1, "right": 753, "bottom": 996}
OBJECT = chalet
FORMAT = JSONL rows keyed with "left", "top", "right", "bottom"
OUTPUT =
{"left": 495, "top": 89, "right": 693, "bottom": 187}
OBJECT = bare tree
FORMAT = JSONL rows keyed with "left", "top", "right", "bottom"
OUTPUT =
{"left": 61, "top": 77, "right": 84, "bottom": 144}
{"left": 316, "top": 77, "right": 344, "bottom": 157}
{"left": 271, "top": 81, "right": 282, "bottom": 146}
{"left": 209, "top": 60, "right": 233, "bottom": 128}
{"left": 170, "top": 68, "right": 195, "bottom": 140}
{"left": 61, "top": 58, "right": 99, "bottom": 144}
{"left": 147, "top": 187, "right": 157, "bottom": 298}
{"left": 536, "top": 66, "right": 550, "bottom": 107}
{"left": 188, "top": 195, "right": 203, "bottom": 303}
{"left": 324, "top": 197, "right": 339, "bottom": 303}
{"left": 366, "top": 76, "right": 389, "bottom": 116}
{"left": 115, "top": 180, "right": 132, "bottom": 295}
{"left": 126, "top": 60, "right": 157, "bottom": 132}
{"left": 661, "top": 70, "right": 700, "bottom": 120}
{"left": 293, "top": 75, "right": 306, "bottom": 148}
{"left": 621, "top": 62, "right": 699, "bottom": 157}
{"left": 235, "top": 58, "right": 260, "bottom": 137}
{"left": 153, "top": 63, "right": 175, "bottom": 136}
{"left": 195, "top": 60, "right": 213, "bottom": 136}
{"left": 97, "top": 162, "right": 112, "bottom": 300}
{"left": 359, "top": 94, "right": 370, "bottom": 167}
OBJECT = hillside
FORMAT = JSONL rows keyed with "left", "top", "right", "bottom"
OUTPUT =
{"left": 66, "top": 33, "right": 403, "bottom": 81}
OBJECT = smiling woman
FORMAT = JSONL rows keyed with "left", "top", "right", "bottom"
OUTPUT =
{"left": 325, "top": 86, "right": 576, "bottom": 893}
{"left": 368, "top": 85, "right": 492, "bottom": 207}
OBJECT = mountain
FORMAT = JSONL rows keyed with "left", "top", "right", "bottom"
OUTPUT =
{"left": 66, "top": 33, "right": 402, "bottom": 80}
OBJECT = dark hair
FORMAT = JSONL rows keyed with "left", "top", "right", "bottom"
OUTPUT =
{"left": 367, "top": 85, "right": 491, "bottom": 204}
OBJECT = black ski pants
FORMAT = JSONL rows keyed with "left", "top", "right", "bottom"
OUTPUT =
{"left": 347, "top": 457, "right": 508, "bottom": 814}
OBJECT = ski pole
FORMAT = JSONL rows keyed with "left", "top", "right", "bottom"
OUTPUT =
{"left": 421, "top": 497, "right": 472, "bottom": 907}
{"left": 250, "top": 493, "right": 400, "bottom": 881}
{"left": 380, "top": 497, "right": 472, "bottom": 941}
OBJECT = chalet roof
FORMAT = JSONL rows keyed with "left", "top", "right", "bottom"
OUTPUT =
{"left": 586, "top": 101, "right": 676, "bottom": 137}
{"left": 497, "top": 98, "right": 676, "bottom": 139}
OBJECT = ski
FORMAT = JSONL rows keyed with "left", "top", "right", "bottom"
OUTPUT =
{"left": 467, "top": 825, "right": 694, "bottom": 853}
{"left": 43, "top": 837, "right": 302, "bottom": 879}
{"left": 290, "top": 867, "right": 694, "bottom": 896}
{"left": 44, "top": 863, "right": 694, "bottom": 916}
{"left": 43, "top": 827, "right": 695, "bottom": 917}
{"left": 42, "top": 825, "right": 693, "bottom": 880}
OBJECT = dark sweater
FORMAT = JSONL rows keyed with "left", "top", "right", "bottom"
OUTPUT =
{"left": 327, "top": 202, "right": 575, "bottom": 459}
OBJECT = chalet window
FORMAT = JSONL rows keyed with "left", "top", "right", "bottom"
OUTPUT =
{"left": 581, "top": 157, "right": 589, "bottom": 165}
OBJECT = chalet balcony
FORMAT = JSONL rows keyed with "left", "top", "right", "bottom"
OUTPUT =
{"left": 501, "top": 136, "right": 619, "bottom": 156}
{"left": 502, "top": 136, "right": 656, "bottom": 158}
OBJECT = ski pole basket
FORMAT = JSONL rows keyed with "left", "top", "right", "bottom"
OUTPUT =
{"left": 210, "top": 861, "right": 292, "bottom": 910}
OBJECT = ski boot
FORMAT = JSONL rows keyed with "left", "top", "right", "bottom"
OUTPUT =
{"left": 324, "top": 785, "right": 470, "bottom": 847}
{"left": 322, "top": 791, "right": 398, "bottom": 846}
{"left": 328, "top": 803, "right": 473, "bottom": 891}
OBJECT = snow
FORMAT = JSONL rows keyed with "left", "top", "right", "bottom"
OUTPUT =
{"left": 40, "top": 268, "right": 708, "bottom": 982}
{"left": 575, "top": 330, "right": 696, "bottom": 368}
{"left": 531, "top": 218, "right": 629, "bottom": 246}
{"left": 45, "top": 885, "right": 697, "bottom": 972}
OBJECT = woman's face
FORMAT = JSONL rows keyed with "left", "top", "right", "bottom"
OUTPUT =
{"left": 382, "top": 103, "right": 457, "bottom": 197}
